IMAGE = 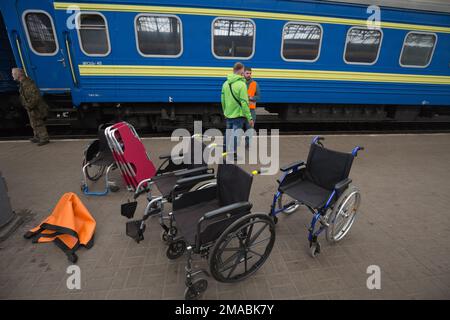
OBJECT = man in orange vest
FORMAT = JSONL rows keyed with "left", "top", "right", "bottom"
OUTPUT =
{"left": 243, "top": 67, "right": 260, "bottom": 148}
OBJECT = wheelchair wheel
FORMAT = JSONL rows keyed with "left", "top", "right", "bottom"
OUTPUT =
{"left": 82, "top": 159, "right": 106, "bottom": 182}
{"left": 161, "top": 226, "right": 178, "bottom": 243}
{"left": 184, "top": 278, "right": 208, "bottom": 300}
{"left": 310, "top": 242, "right": 321, "bottom": 258}
{"left": 195, "top": 181, "right": 217, "bottom": 190}
{"left": 270, "top": 214, "right": 278, "bottom": 225}
{"left": 166, "top": 240, "right": 186, "bottom": 259}
{"left": 326, "top": 186, "right": 361, "bottom": 243}
{"left": 278, "top": 194, "right": 299, "bottom": 215}
{"left": 209, "top": 213, "right": 275, "bottom": 283}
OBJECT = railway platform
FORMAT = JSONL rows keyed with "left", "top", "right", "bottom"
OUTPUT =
{"left": 0, "top": 133, "right": 449, "bottom": 300}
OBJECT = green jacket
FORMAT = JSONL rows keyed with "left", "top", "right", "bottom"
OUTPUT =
{"left": 19, "top": 77, "right": 49, "bottom": 118}
{"left": 221, "top": 74, "right": 252, "bottom": 122}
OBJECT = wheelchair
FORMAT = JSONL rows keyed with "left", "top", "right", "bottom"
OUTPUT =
{"left": 120, "top": 133, "right": 220, "bottom": 244}
{"left": 164, "top": 163, "right": 275, "bottom": 299}
{"left": 270, "top": 136, "right": 363, "bottom": 257}
{"left": 81, "top": 124, "right": 119, "bottom": 196}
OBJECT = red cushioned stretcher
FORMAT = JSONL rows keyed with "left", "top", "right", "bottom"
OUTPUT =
{"left": 105, "top": 122, "right": 156, "bottom": 192}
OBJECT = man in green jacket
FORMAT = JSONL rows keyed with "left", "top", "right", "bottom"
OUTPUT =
{"left": 221, "top": 62, "right": 253, "bottom": 155}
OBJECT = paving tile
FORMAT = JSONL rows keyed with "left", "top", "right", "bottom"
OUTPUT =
{"left": 1, "top": 135, "right": 450, "bottom": 299}
{"left": 270, "top": 284, "right": 300, "bottom": 300}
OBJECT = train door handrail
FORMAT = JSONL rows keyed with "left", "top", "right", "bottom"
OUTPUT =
{"left": 13, "top": 31, "right": 28, "bottom": 76}
{"left": 64, "top": 31, "right": 78, "bottom": 87}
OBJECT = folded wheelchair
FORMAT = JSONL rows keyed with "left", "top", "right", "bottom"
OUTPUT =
{"left": 81, "top": 124, "right": 119, "bottom": 196}
{"left": 270, "top": 136, "right": 363, "bottom": 257}
{"left": 163, "top": 163, "right": 275, "bottom": 299}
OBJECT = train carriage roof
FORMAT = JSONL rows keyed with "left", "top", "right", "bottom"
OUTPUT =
{"left": 309, "top": 0, "right": 450, "bottom": 14}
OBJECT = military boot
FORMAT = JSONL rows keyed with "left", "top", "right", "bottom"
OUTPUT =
{"left": 37, "top": 140, "right": 50, "bottom": 146}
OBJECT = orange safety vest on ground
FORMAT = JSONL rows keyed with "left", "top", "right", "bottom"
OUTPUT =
{"left": 24, "top": 192, "right": 96, "bottom": 263}
{"left": 247, "top": 79, "right": 260, "bottom": 110}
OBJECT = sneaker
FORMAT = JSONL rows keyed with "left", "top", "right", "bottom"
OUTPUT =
{"left": 37, "top": 140, "right": 50, "bottom": 146}
{"left": 29, "top": 137, "right": 39, "bottom": 143}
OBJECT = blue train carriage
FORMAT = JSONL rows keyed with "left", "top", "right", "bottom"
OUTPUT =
{"left": 0, "top": 11, "right": 28, "bottom": 129}
{"left": 0, "top": 0, "right": 449, "bottom": 130}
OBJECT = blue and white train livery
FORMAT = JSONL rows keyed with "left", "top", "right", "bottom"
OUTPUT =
{"left": 0, "top": 0, "right": 449, "bottom": 129}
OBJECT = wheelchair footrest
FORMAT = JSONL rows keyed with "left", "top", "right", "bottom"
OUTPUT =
{"left": 284, "top": 201, "right": 297, "bottom": 208}
{"left": 126, "top": 220, "right": 145, "bottom": 243}
{"left": 121, "top": 201, "right": 138, "bottom": 219}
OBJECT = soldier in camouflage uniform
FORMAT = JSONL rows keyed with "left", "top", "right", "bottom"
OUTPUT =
{"left": 12, "top": 68, "right": 50, "bottom": 146}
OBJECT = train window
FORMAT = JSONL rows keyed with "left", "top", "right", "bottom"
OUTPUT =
{"left": 135, "top": 15, "right": 182, "bottom": 57}
{"left": 77, "top": 13, "right": 110, "bottom": 56}
{"left": 22, "top": 11, "right": 58, "bottom": 55}
{"left": 400, "top": 32, "right": 437, "bottom": 68}
{"left": 344, "top": 27, "right": 382, "bottom": 65}
{"left": 212, "top": 18, "right": 255, "bottom": 59}
{"left": 281, "top": 23, "right": 322, "bottom": 62}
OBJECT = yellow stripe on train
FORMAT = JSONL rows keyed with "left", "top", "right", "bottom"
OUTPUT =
{"left": 78, "top": 65, "right": 450, "bottom": 85}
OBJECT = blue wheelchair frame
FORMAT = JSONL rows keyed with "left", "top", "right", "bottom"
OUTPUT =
{"left": 269, "top": 136, "right": 363, "bottom": 245}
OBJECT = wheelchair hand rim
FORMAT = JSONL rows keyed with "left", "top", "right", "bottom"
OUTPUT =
{"left": 328, "top": 188, "right": 360, "bottom": 242}
{"left": 209, "top": 213, "right": 275, "bottom": 283}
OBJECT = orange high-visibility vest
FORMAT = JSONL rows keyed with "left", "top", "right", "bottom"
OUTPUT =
{"left": 247, "top": 81, "right": 257, "bottom": 109}
{"left": 24, "top": 192, "right": 96, "bottom": 263}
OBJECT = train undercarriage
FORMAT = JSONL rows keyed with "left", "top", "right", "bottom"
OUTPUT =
{"left": 1, "top": 92, "right": 450, "bottom": 133}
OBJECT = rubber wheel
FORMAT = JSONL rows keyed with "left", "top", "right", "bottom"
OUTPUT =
{"left": 209, "top": 213, "right": 275, "bottom": 283}
{"left": 195, "top": 182, "right": 217, "bottom": 191}
{"left": 272, "top": 215, "right": 278, "bottom": 225}
{"left": 169, "top": 226, "right": 178, "bottom": 237}
{"left": 161, "top": 227, "right": 178, "bottom": 244}
{"left": 184, "top": 278, "right": 208, "bottom": 300}
{"left": 310, "top": 242, "right": 321, "bottom": 258}
{"left": 161, "top": 230, "right": 169, "bottom": 243}
{"left": 82, "top": 159, "right": 105, "bottom": 182}
{"left": 166, "top": 240, "right": 186, "bottom": 260}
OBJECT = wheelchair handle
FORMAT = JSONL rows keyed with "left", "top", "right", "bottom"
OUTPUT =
{"left": 134, "top": 179, "right": 153, "bottom": 199}
{"left": 312, "top": 136, "right": 325, "bottom": 146}
{"left": 252, "top": 168, "right": 269, "bottom": 175}
{"left": 352, "top": 146, "right": 364, "bottom": 157}
{"left": 221, "top": 151, "right": 236, "bottom": 158}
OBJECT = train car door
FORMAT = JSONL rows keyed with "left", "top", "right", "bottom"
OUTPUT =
{"left": 15, "top": 0, "right": 72, "bottom": 92}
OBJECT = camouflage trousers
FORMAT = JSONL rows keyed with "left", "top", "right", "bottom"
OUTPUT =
{"left": 27, "top": 110, "right": 49, "bottom": 142}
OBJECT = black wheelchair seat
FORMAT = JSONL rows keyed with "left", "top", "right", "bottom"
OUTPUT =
{"left": 280, "top": 179, "right": 331, "bottom": 209}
